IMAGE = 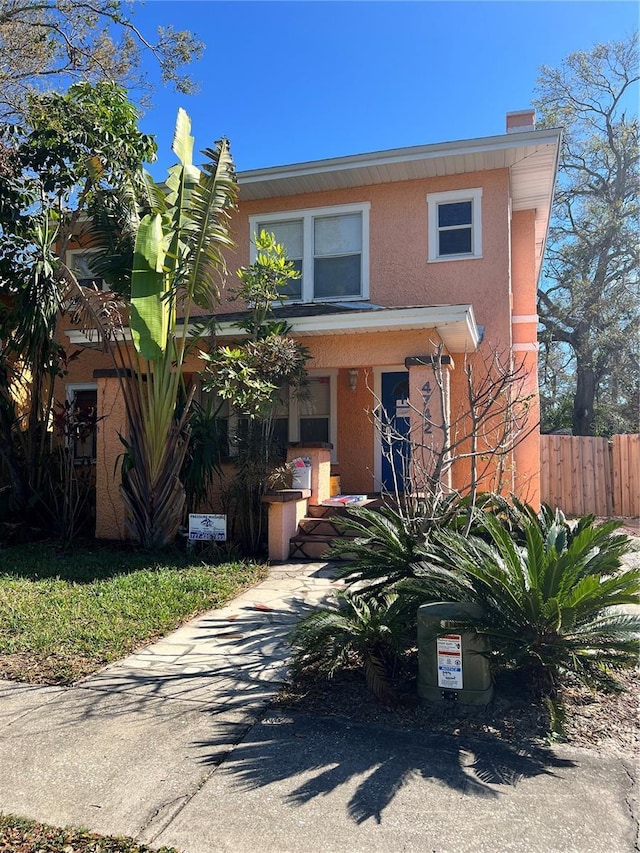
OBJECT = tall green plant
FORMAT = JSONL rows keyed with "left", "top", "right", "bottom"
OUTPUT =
{"left": 67, "top": 108, "right": 237, "bottom": 548}
{"left": 201, "top": 230, "right": 308, "bottom": 555}
{"left": 121, "top": 110, "right": 237, "bottom": 547}
{"left": 0, "top": 82, "right": 156, "bottom": 523}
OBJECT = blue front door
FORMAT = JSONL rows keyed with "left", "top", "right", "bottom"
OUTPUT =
{"left": 381, "top": 371, "right": 410, "bottom": 493}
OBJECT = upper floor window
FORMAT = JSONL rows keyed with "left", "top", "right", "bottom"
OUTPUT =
{"left": 427, "top": 188, "right": 482, "bottom": 262}
{"left": 249, "top": 203, "right": 370, "bottom": 302}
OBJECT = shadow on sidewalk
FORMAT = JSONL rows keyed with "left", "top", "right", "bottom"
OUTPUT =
{"left": 192, "top": 712, "right": 576, "bottom": 824}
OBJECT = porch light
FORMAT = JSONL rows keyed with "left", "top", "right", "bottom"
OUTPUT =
{"left": 348, "top": 369, "right": 358, "bottom": 392}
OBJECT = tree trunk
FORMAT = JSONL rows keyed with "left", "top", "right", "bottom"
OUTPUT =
{"left": 572, "top": 360, "right": 596, "bottom": 436}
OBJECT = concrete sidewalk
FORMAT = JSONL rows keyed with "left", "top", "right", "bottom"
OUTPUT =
{"left": 0, "top": 561, "right": 637, "bottom": 853}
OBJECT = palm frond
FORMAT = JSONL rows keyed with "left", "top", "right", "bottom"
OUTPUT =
{"left": 288, "top": 591, "right": 407, "bottom": 702}
{"left": 436, "top": 507, "right": 640, "bottom": 699}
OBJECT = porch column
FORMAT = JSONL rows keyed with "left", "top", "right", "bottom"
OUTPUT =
{"left": 262, "top": 491, "right": 310, "bottom": 561}
{"left": 94, "top": 369, "right": 129, "bottom": 540}
{"left": 405, "top": 355, "right": 453, "bottom": 494}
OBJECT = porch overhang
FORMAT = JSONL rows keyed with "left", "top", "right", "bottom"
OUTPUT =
{"left": 66, "top": 303, "right": 481, "bottom": 353}
{"left": 215, "top": 303, "right": 481, "bottom": 353}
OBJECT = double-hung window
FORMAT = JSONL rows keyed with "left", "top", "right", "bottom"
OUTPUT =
{"left": 206, "top": 373, "right": 337, "bottom": 462}
{"left": 298, "top": 376, "right": 331, "bottom": 444}
{"left": 427, "top": 188, "right": 482, "bottom": 261}
{"left": 250, "top": 203, "right": 369, "bottom": 302}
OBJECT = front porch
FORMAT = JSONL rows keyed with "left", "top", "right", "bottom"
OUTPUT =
{"left": 85, "top": 300, "right": 540, "bottom": 551}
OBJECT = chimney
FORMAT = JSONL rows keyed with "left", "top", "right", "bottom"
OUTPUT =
{"left": 506, "top": 109, "right": 536, "bottom": 133}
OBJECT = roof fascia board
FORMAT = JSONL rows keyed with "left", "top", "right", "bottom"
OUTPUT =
{"left": 67, "top": 304, "right": 481, "bottom": 351}
{"left": 534, "top": 127, "right": 563, "bottom": 290}
{"left": 238, "top": 128, "right": 562, "bottom": 186}
{"left": 217, "top": 304, "right": 480, "bottom": 350}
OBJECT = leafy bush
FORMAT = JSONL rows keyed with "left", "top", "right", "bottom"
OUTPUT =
{"left": 289, "top": 591, "right": 409, "bottom": 702}
{"left": 294, "top": 496, "right": 639, "bottom": 727}
{"left": 433, "top": 512, "right": 640, "bottom": 698}
{"left": 329, "top": 504, "right": 443, "bottom": 593}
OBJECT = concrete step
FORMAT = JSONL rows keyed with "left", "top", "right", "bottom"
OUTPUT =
{"left": 288, "top": 534, "right": 356, "bottom": 561}
{"left": 290, "top": 498, "right": 386, "bottom": 560}
{"left": 306, "top": 505, "right": 351, "bottom": 520}
{"left": 297, "top": 517, "right": 355, "bottom": 537}
{"left": 306, "top": 497, "right": 381, "bottom": 519}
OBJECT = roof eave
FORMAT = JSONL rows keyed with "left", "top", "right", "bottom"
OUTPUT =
{"left": 237, "top": 128, "right": 562, "bottom": 189}
{"left": 66, "top": 305, "right": 480, "bottom": 354}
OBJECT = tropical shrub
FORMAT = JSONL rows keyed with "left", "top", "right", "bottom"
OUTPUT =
{"left": 67, "top": 109, "right": 237, "bottom": 548}
{"left": 201, "top": 230, "right": 309, "bottom": 555}
{"left": 289, "top": 591, "right": 409, "bottom": 702}
{"left": 329, "top": 505, "right": 432, "bottom": 590}
{"left": 180, "top": 396, "right": 227, "bottom": 517}
{"left": 296, "top": 496, "right": 639, "bottom": 724}
{"left": 432, "top": 512, "right": 640, "bottom": 699}
{"left": 0, "top": 82, "right": 157, "bottom": 529}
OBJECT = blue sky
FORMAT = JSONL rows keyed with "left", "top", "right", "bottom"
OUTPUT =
{"left": 130, "top": 1, "right": 638, "bottom": 177}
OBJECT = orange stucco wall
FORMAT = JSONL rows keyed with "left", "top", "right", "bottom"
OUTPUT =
{"left": 511, "top": 209, "right": 541, "bottom": 506}
{"left": 57, "top": 162, "right": 542, "bottom": 539}
{"left": 220, "top": 169, "right": 512, "bottom": 342}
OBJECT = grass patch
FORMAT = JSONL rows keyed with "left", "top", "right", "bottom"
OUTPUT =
{"left": 0, "top": 813, "right": 180, "bottom": 852}
{"left": 0, "top": 543, "right": 268, "bottom": 684}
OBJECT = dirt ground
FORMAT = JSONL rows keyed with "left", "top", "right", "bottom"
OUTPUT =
{"left": 275, "top": 527, "right": 640, "bottom": 753}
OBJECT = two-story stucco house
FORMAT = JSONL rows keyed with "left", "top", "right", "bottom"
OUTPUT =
{"left": 62, "top": 110, "right": 561, "bottom": 554}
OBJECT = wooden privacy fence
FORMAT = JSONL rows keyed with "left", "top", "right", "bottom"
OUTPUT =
{"left": 540, "top": 433, "right": 639, "bottom": 518}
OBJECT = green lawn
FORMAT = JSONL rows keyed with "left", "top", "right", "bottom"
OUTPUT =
{"left": 0, "top": 813, "right": 180, "bottom": 852}
{"left": 0, "top": 543, "right": 268, "bottom": 684}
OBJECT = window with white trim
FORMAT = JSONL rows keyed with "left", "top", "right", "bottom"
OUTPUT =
{"left": 298, "top": 376, "right": 331, "bottom": 444}
{"left": 66, "top": 249, "right": 105, "bottom": 290}
{"left": 427, "top": 188, "right": 482, "bottom": 261}
{"left": 204, "top": 373, "right": 337, "bottom": 461}
{"left": 250, "top": 204, "right": 370, "bottom": 302}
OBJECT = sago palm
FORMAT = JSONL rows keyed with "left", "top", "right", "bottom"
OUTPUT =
{"left": 289, "top": 591, "right": 409, "bottom": 702}
{"left": 435, "top": 511, "right": 640, "bottom": 698}
{"left": 329, "top": 505, "right": 437, "bottom": 593}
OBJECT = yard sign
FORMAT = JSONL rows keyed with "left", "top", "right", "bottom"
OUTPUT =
{"left": 188, "top": 513, "right": 227, "bottom": 541}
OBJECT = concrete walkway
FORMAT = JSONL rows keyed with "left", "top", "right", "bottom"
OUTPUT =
{"left": 0, "top": 561, "right": 637, "bottom": 853}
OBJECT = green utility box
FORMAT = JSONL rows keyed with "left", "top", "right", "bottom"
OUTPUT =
{"left": 417, "top": 602, "right": 493, "bottom": 706}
